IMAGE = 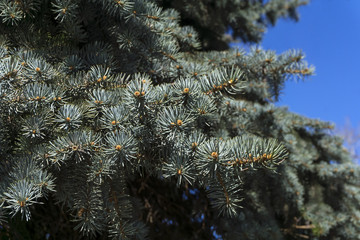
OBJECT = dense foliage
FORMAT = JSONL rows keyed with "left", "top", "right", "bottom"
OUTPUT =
{"left": 0, "top": 0, "right": 359, "bottom": 239}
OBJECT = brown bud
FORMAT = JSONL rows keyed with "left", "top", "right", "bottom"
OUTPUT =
{"left": 211, "top": 152, "right": 218, "bottom": 158}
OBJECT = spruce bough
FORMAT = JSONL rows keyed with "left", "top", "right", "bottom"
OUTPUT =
{"left": 0, "top": 0, "right": 359, "bottom": 239}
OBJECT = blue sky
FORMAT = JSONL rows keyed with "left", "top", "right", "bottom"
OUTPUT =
{"left": 235, "top": 0, "right": 360, "bottom": 128}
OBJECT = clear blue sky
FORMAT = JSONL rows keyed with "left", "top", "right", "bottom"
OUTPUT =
{"left": 235, "top": 0, "right": 360, "bottom": 128}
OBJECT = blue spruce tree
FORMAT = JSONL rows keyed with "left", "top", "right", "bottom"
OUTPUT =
{"left": 0, "top": 0, "right": 358, "bottom": 239}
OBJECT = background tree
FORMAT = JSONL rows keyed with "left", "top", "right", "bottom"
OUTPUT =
{"left": 0, "top": 0, "right": 359, "bottom": 239}
{"left": 335, "top": 118, "right": 360, "bottom": 164}
{"left": 160, "top": 0, "right": 307, "bottom": 50}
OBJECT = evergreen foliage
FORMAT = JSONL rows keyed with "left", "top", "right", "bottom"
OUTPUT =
{"left": 0, "top": 0, "right": 358, "bottom": 239}
{"left": 160, "top": 0, "right": 308, "bottom": 49}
